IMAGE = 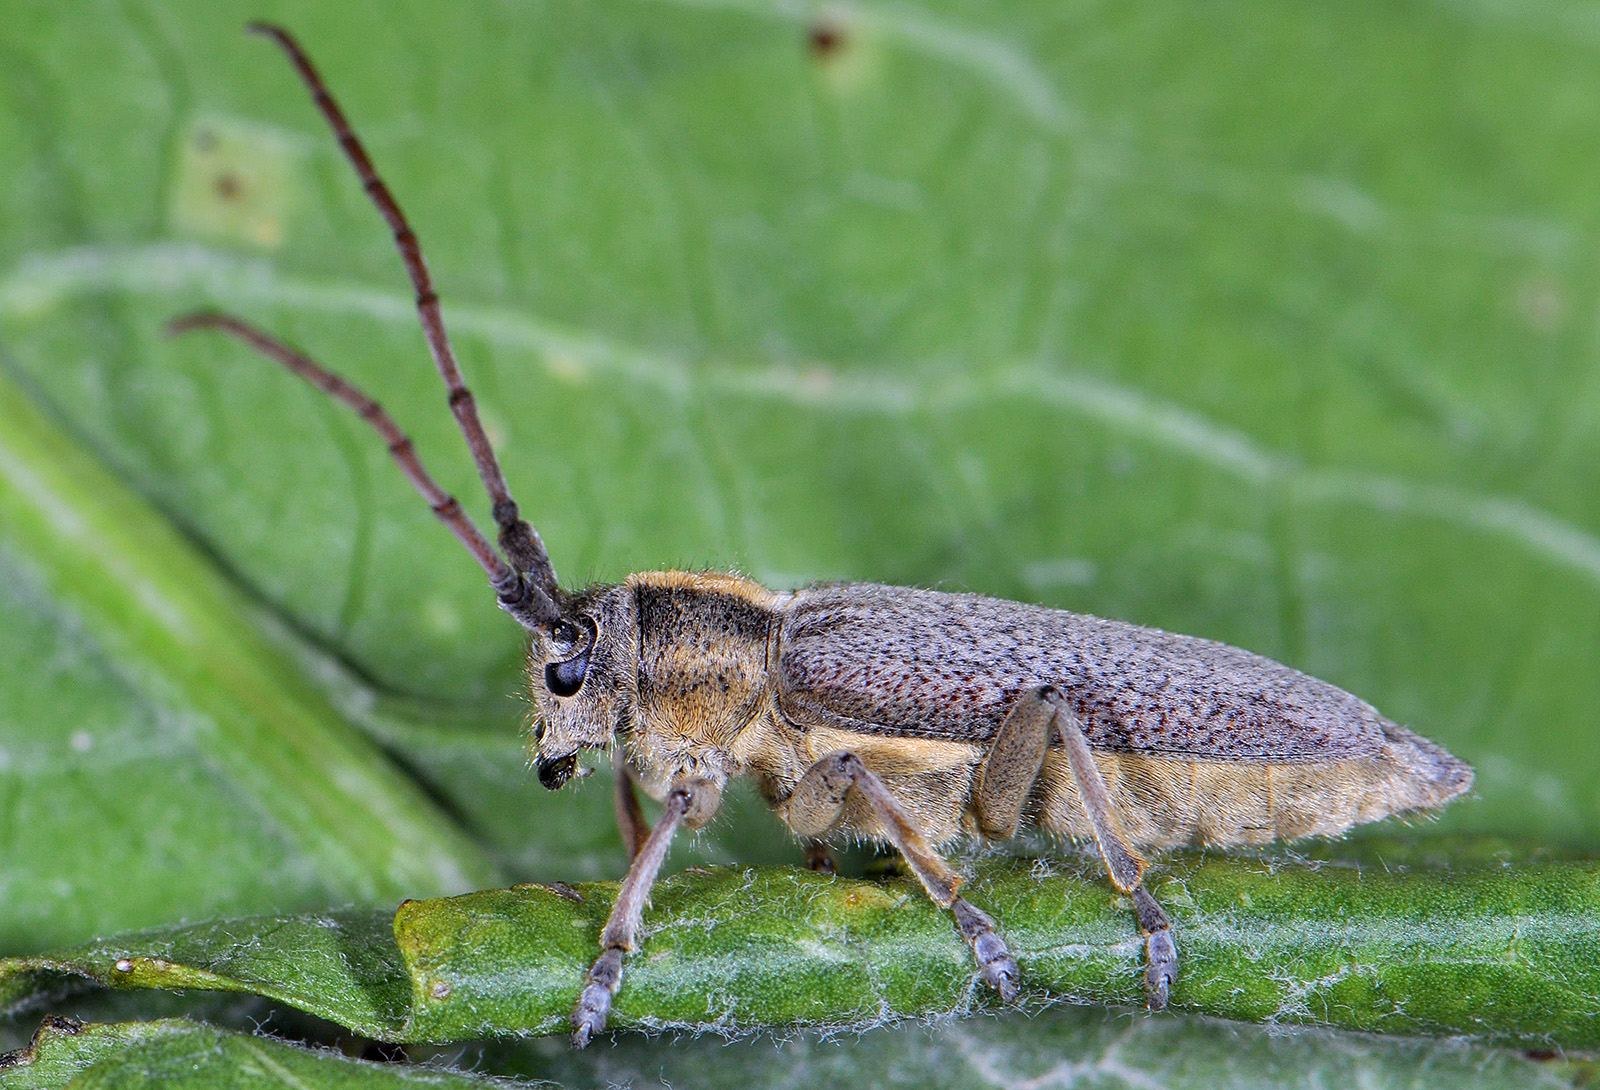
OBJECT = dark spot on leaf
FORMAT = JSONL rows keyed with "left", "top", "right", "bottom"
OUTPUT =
{"left": 0, "top": 1017, "right": 85, "bottom": 1070}
{"left": 215, "top": 172, "right": 243, "bottom": 201}
{"left": 808, "top": 19, "right": 845, "bottom": 59}
{"left": 543, "top": 881, "right": 584, "bottom": 903}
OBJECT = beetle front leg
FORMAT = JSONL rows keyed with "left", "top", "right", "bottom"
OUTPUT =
{"left": 786, "top": 751, "right": 1020, "bottom": 1001}
{"left": 1034, "top": 686, "right": 1178, "bottom": 1010}
{"left": 612, "top": 754, "right": 650, "bottom": 861}
{"left": 573, "top": 776, "right": 721, "bottom": 1048}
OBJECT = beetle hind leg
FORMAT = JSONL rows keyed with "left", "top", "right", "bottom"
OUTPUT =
{"left": 986, "top": 685, "right": 1178, "bottom": 1011}
{"left": 786, "top": 751, "right": 1021, "bottom": 1001}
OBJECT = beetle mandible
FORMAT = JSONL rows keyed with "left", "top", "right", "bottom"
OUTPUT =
{"left": 172, "top": 25, "right": 1475, "bottom": 1048}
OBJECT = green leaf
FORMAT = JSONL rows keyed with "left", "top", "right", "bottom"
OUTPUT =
{"left": 0, "top": 364, "right": 502, "bottom": 919}
{"left": 0, "top": 906, "right": 409, "bottom": 1040}
{"left": 470, "top": 1005, "right": 1598, "bottom": 1090}
{"left": 3, "top": 0, "right": 1599, "bottom": 1086}
{"left": 4, "top": 855, "right": 1597, "bottom": 1051}
{"left": 0, "top": 1018, "right": 500, "bottom": 1089}
{"left": 4, "top": 1013, "right": 1592, "bottom": 1090}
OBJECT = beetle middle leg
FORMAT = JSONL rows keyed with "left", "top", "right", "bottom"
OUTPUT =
{"left": 802, "top": 838, "right": 838, "bottom": 874}
{"left": 786, "top": 751, "right": 1020, "bottom": 1001}
{"left": 977, "top": 685, "right": 1177, "bottom": 1010}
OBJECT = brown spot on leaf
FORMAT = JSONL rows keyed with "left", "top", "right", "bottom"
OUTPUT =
{"left": 808, "top": 19, "right": 845, "bottom": 59}
{"left": 543, "top": 881, "right": 584, "bottom": 903}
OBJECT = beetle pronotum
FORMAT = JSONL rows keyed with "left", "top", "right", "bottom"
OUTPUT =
{"left": 172, "top": 25, "right": 1475, "bottom": 1047}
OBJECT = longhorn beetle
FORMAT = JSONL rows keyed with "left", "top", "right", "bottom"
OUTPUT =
{"left": 171, "top": 25, "right": 1475, "bottom": 1048}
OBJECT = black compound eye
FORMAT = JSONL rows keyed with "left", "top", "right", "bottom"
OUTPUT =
{"left": 545, "top": 652, "right": 589, "bottom": 698}
{"left": 549, "top": 620, "right": 581, "bottom": 658}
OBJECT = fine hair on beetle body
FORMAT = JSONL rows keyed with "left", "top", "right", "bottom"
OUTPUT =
{"left": 170, "top": 24, "right": 1476, "bottom": 1050}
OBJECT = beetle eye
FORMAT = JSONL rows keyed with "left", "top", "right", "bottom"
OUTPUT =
{"left": 549, "top": 620, "right": 581, "bottom": 657}
{"left": 545, "top": 652, "right": 589, "bottom": 697}
{"left": 544, "top": 617, "right": 593, "bottom": 697}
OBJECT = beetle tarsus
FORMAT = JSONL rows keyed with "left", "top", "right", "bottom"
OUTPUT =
{"left": 1133, "top": 886, "right": 1176, "bottom": 1010}
{"left": 572, "top": 945, "right": 624, "bottom": 1048}
{"left": 1145, "top": 929, "right": 1176, "bottom": 1010}
{"left": 952, "top": 896, "right": 1020, "bottom": 1002}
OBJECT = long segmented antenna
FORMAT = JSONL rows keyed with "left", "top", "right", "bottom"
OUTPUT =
{"left": 166, "top": 311, "right": 513, "bottom": 580}
{"left": 173, "top": 23, "right": 562, "bottom": 628}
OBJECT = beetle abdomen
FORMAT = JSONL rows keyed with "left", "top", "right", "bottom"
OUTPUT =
{"left": 1036, "top": 718, "right": 1473, "bottom": 849}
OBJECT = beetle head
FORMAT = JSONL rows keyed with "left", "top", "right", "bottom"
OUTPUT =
{"left": 528, "top": 584, "right": 637, "bottom": 789}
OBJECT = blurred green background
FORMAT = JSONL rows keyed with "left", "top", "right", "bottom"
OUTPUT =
{"left": 1, "top": 0, "right": 1596, "bottom": 1085}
